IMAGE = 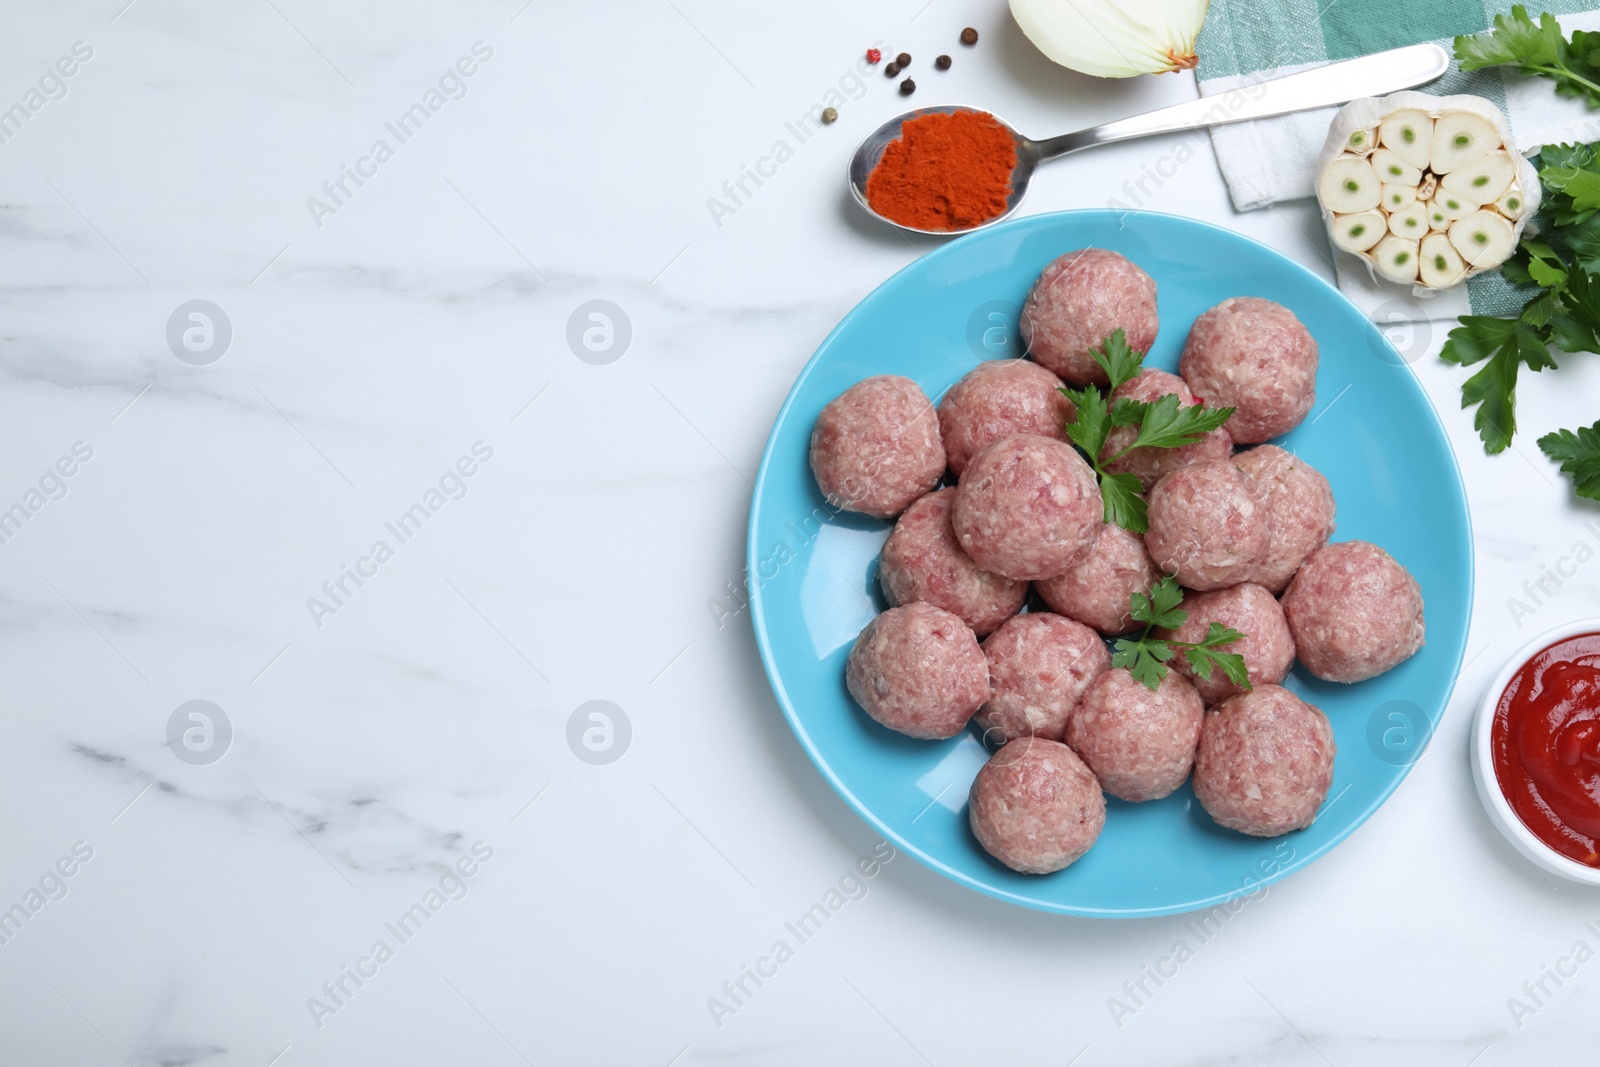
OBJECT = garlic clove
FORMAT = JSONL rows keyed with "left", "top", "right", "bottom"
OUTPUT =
{"left": 1373, "top": 235, "right": 1420, "bottom": 283}
{"left": 1431, "top": 112, "right": 1499, "bottom": 173}
{"left": 1497, "top": 187, "right": 1531, "bottom": 220}
{"left": 1371, "top": 149, "right": 1423, "bottom": 186}
{"left": 1379, "top": 109, "right": 1434, "bottom": 170}
{"left": 1434, "top": 192, "right": 1479, "bottom": 219}
{"left": 1344, "top": 127, "right": 1379, "bottom": 155}
{"left": 1441, "top": 151, "right": 1517, "bottom": 205}
{"left": 1426, "top": 202, "right": 1452, "bottom": 231}
{"left": 1331, "top": 211, "right": 1386, "bottom": 253}
{"left": 1317, "top": 156, "right": 1382, "bottom": 213}
{"left": 1420, "top": 233, "right": 1468, "bottom": 289}
{"left": 1387, "top": 202, "right": 1429, "bottom": 238}
{"left": 1449, "top": 210, "right": 1516, "bottom": 269}
{"left": 1381, "top": 182, "right": 1418, "bottom": 211}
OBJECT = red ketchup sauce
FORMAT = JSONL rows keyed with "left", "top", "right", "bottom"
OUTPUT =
{"left": 1491, "top": 633, "right": 1600, "bottom": 867}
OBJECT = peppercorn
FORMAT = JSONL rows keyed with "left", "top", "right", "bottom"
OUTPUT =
{"left": 899, "top": 78, "right": 916, "bottom": 95}
{"left": 935, "top": 54, "right": 951, "bottom": 70}
{"left": 885, "top": 61, "right": 900, "bottom": 77}
{"left": 821, "top": 107, "right": 838, "bottom": 124}
{"left": 896, "top": 52, "right": 911, "bottom": 67}
{"left": 961, "top": 27, "right": 978, "bottom": 45}
{"left": 866, "top": 48, "right": 882, "bottom": 64}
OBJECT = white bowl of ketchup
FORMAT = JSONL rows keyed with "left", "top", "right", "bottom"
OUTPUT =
{"left": 1472, "top": 619, "right": 1600, "bottom": 886}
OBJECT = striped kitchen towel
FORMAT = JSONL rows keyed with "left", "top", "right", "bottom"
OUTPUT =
{"left": 1195, "top": 0, "right": 1600, "bottom": 322}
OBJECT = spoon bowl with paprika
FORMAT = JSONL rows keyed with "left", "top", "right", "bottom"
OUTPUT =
{"left": 849, "top": 42, "right": 1450, "bottom": 236}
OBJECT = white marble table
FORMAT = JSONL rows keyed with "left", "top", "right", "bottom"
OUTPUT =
{"left": 3, "top": 2, "right": 1600, "bottom": 1064}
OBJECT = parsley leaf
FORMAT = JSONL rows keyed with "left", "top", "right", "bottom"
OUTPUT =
{"left": 1130, "top": 575, "right": 1186, "bottom": 629}
{"left": 1538, "top": 420, "right": 1600, "bottom": 499}
{"left": 1098, "top": 470, "right": 1148, "bottom": 534}
{"left": 1456, "top": 5, "right": 1562, "bottom": 70}
{"left": 1118, "top": 393, "right": 1235, "bottom": 453}
{"left": 1088, "top": 328, "right": 1145, "bottom": 392}
{"left": 1109, "top": 396, "right": 1145, "bottom": 427}
{"left": 1440, "top": 313, "right": 1558, "bottom": 453}
{"left": 1114, "top": 579, "right": 1249, "bottom": 692}
{"left": 1182, "top": 623, "right": 1251, "bottom": 689}
{"left": 1060, "top": 384, "right": 1110, "bottom": 459}
{"left": 1111, "top": 635, "right": 1173, "bottom": 692}
{"left": 1062, "top": 331, "right": 1234, "bottom": 533}
{"left": 1456, "top": 6, "right": 1600, "bottom": 106}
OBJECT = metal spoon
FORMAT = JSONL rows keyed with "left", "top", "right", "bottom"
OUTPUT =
{"left": 848, "top": 43, "right": 1450, "bottom": 236}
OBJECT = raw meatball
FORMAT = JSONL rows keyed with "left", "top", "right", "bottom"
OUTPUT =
{"left": 1281, "top": 541, "right": 1425, "bottom": 683}
{"left": 1035, "top": 523, "right": 1159, "bottom": 634}
{"left": 1156, "top": 582, "right": 1294, "bottom": 704}
{"left": 1180, "top": 297, "right": 1318, "bottom": 444}
{"left": 879, "top": 489, "right": 1027, "bottom": 636}
{"left": 1193, "top": 684, "right": 1335, "bottom": 837}
{"left": 968, "top": 738, "right": 1105, "bottom": 874}
{"left": 1144, "top": 460, "right": 1268, "bottom": 591}
{"left": 938, "top": 359, "right": 1074, "bottom": 476}
{"left": 1021, "top": 248, "right": 1159, "bottom": 386}
{"left": 846, "top": 602, "right": 989, "bottom": 739}
{"left": 952, "top": 434, "right": 1102, "bottom": 581}
{"left": 975, "top": 613, "right": 1111, "bottom": 743}
{"left": 1100, "top": 369, "right": 1233, "bottom": 490}
{"left": 1233, "top": 445, "right": 1336, "bottom": 594}
{"left": 1065, "top": 668, "right": 1204, "bottom": 802}
{"left": 810, "top": 375, "right": 944, "bottom": 519}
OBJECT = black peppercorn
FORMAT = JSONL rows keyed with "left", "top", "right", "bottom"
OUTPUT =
{"left": 896, "top": 52, "right": 911, "bottom": 67}
{"left": 899, "top": 78, "right": 915, "bottom": 95}
{"left": 885, "top": 61, "right": 899, "bottom": 77}
{"left": 960, "top": 27, "right": 978, "bottom": 45}
{"left": 935, "top": 54, "right": 951, "bottom": 70}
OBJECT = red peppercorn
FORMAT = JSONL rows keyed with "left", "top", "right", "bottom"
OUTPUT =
{"left": 866, "top": 48, "right": 882, "bottom": 64}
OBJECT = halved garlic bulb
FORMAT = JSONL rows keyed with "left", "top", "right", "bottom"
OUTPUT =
{"left": 1315, "top": 91, "right": 1538, "bottom": 292}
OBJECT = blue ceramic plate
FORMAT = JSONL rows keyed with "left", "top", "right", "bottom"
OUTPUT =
{"left": 747, "top": 210, "right": 1471, "bottom": 918}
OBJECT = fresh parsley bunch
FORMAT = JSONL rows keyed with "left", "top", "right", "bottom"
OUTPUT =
{"left": 1111, "top": 576, "right": 1250, "bottom": 692}
{"left": 1437, "top": 143, "right": 1600, "bottom": 457}
{"left": 1445, "top": 10, "right": 1600, "bottom": 497}
{"left": 1456, "top": 6, "right": 1600, "bottom": 106}
{"left": 1059, "top": 330, "right": 1233, "bottom": 532}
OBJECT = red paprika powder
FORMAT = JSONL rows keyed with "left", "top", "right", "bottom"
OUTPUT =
{"left": 865, "top": 110, "right": 1017, "bottom": 231}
